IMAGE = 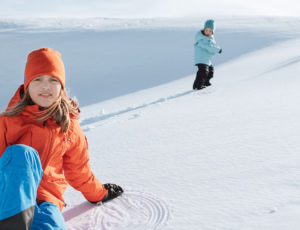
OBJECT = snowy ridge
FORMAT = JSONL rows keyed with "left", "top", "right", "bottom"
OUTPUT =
{"left": 0, "top": 16, "right": 299, "bottom": 110}
{"left": 1, "top": 16, "right": 300, "bottom": 33}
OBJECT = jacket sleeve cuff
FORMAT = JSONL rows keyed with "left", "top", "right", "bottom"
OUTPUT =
{"left": 84, "top": 184, "right": 108, "bottom": 203}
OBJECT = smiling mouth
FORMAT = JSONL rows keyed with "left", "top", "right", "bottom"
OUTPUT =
{"left": 40, "top": 94, "right": 52, "bottom": 97}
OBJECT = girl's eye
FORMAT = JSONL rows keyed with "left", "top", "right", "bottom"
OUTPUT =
{"left": 51, "top": 78, "right": 59, "bottom": 82}
{"left": 33, "top": 78, "right": 41, "bottom": 81}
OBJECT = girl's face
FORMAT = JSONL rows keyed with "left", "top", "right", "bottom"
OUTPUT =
{"left": 204, "top": 28, "right": 213, "bottom": 37}
{"left": 28, "top": 75, "right": 62, "bottom": 107}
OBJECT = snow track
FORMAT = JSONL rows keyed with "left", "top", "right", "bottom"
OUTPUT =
{"left": 80, "top": 90, "right": 194, "bottom": 127}
{"left": 64, "top": 190, "right": 171, "bottom": 230}
{"left": 80, "top": 88, "right": 216, "bottom": 132}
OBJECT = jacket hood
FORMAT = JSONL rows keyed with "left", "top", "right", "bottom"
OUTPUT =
{"left": 198, "top": 30, "right": 214, "bottom": 40}
{"left": 6, "top": 85, "right": 25, "bottom": 110}
{"left": 194, "top": 30, "right": 215, "bottom": 47}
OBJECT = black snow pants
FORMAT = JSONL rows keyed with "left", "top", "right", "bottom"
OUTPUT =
{"left": 193, "top": 64, "right": 214, "bottom": 90}
{"left": 0, "top": 207, "right": 35, "bottom": 230}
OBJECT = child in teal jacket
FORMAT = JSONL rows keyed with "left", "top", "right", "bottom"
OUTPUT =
{"left": 193, "top": 19, "right": 222, "bottom": 90}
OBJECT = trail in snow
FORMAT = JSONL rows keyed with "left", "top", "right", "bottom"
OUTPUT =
{"left": 63, "top": 191, "right": 171, "bottom": 230}
{"left": 80, "top": 90, "right": 194, "bottom": 127}
{"left": 80, "top": 88, "right": 215, "bottom": 132}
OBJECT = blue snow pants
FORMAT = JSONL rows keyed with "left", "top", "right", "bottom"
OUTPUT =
{"left": 0, "top": 144, "right": 66, "bottom": 230}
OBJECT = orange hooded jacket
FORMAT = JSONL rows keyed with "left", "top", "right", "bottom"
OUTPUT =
{"left": 0, "top": 85, "right": 107, "bottom": 211}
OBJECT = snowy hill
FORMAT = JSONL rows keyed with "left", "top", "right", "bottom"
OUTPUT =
{"left": 1, "top": 16, "right": 300, "bottom": 110}
{"left": 0, "top": 15, "right": 300, "bottom": 229}
{"left": 62, "top": 37, "right": 300, "bottom": 229}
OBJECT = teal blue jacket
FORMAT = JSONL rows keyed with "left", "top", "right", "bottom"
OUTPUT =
{"left": 194, "top": 30, "right": 221, "bottom": 66}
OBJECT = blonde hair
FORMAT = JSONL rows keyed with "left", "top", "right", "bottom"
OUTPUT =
{"left": 1, "top": 89, "right": 79, "bottom": 132}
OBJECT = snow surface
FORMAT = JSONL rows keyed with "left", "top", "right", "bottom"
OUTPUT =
{"left": 64, "top": 37, "right": 300, "bottom": 230}
{"left": 1, "top": 16, "right": 300, "bottom": 229}
{"left": 1, "top": 16, "right": 300, "bottom": 109}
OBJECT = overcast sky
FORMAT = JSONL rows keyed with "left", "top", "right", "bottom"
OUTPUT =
{"left": 0, "top": 0, "right": 299, "bottom": 18}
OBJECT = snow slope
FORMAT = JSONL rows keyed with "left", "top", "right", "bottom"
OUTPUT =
{"left": 1, "top": 16, "right": 299, "bottom": 109}
{"left": 62, "top": 37, "right": 300, "bottom": 229}
{"left": 1, "top": 16, "right": 300, "bottom": 229}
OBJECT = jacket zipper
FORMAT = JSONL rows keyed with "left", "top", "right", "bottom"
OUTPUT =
{"left": 41, "top": 121, "right": 53, "bottom": 167}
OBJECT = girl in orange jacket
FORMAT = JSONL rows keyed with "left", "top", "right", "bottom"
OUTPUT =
{"left": 0, "top": 47, "right": 123, "bottom": 230}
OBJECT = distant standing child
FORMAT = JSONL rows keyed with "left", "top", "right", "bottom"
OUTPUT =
{"left": 193, "top": 19, "right": 222, "bottom": 90}
{"left": 0, "top": 48, "right": 123, "bottom": 230}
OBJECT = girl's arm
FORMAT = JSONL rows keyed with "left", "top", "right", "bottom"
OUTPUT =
{"left": 63, "top": 120, "right": 107, "bottom": 202}
{"left": 195, "top": 38, "right": 221, "bottom": 54}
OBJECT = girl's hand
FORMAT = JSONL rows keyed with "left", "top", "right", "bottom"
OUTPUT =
{"left": 102, "top": 183, "right": 124, "bottom": 202}
{"left": 89, "top": 183, "right": 124, "bottom": 205}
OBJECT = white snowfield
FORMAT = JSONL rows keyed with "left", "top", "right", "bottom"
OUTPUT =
{"left": 0, "top": 16, "right": 300, "bottom": 229}
{"left": 63, "top": 36, "right": 300, "bottom": 229}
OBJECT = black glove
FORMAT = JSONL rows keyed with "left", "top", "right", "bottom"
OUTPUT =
{"left": 89, "top": 183, "right": 123, "bottom": 205}
{"left": 102, "top": 183, "right": 124, "bottom": 202}
{"left": 219, "top": 48, "right": 222, "bottom": 54}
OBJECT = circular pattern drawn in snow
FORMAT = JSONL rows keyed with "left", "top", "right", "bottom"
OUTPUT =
{"left": 66, "top": 190, "right": 171, "bottom": 230}
{"left": 89, "top": 190, "right": 171, "bottom": 230}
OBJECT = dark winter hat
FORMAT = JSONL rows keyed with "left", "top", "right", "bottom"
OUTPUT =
{"left": 204, "top": 19, "right": 215, "bottom": 33}
{"left": 24, "top": 47, "right": 65, "bottom": 91}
